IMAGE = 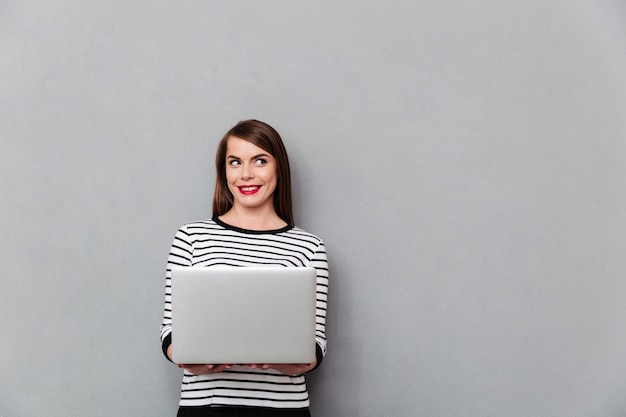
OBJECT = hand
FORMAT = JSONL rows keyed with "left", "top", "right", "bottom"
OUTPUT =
{"left": 250, "top": 360, "right": 317, "bottom": 376}
{"left": 167, "top": 345, "right": 232, "bottom": 375}
{"left": 178, "top": 363, "right": 232, "bottom": 375}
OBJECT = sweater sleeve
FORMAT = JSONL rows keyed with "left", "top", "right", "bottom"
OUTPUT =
{"left": 310, "top": 239, "right": 329, "bottom": 369}
{"left": 160, "top": 225, "right": 194, "bottom": 361}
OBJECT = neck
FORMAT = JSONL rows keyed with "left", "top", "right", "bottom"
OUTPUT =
{"left": 219, "top": 206, "right": 287, "bottom": 231}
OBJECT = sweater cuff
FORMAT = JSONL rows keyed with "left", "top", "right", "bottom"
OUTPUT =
{"left": 161, "top": 333, "right": 173, "bottom": 363}
{"left": 310, "top": 343, "right": 324, "bottom": 371}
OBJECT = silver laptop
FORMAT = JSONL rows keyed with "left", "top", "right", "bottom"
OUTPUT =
{"left": 170, "top": 266, "right": 317, "bottom": 365}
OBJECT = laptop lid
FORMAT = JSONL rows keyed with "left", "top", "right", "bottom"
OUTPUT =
{"left": 170, "top": 266, "right": 317, "bottom": 365}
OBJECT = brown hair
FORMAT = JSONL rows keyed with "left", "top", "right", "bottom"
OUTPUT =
{"left": 212, "top": 119, "right": 294, "bottom": 225}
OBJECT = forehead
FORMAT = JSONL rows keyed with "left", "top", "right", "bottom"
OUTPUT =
{"left": 226, "top": 136, "right": 271, "bottom": 157}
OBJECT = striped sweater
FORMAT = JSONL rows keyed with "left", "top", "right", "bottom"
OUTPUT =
{"left": 160, "top": 217, "right": 329, "bottom": 409}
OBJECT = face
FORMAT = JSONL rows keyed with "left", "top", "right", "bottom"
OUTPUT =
{"left": 225, "top": 136, "right": 278, "bottom": 213}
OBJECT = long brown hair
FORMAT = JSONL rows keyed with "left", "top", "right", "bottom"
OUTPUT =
{"left": 212, "top": 119, "right": 294, "bottom": 226}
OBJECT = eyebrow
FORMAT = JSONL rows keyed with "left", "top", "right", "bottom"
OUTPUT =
{"left": 226, "top": 153, "right": 271, "bottom": 160}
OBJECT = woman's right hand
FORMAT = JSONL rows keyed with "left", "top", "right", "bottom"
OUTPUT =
{"left": 167, "top": 345, "right": 231, "bottom": 375}
{"left": 178, "top": 363, "right": 231, "bottom": 375}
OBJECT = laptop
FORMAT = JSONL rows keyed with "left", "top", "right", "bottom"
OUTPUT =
{"left": 170, "top": 266, "right": 317, "bottom": 365}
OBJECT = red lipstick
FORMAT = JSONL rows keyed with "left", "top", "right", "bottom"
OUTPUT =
{"left": 237, "top": 185, "right": 261, "bottom": 195}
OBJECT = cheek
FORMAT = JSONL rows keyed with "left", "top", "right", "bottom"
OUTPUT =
{"left": 268, "top": 180, "right": 278, "bottom": 196}
{"left": 225, "top": 169, "right": 237, "bottom": 184}
{"left": 266, "top": 175, "right": 278, "bottom": 191}
{"left": 268, "top": 168, "right": 278, "bottom": 185}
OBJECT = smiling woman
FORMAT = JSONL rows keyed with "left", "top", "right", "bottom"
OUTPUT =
{"left": 213, "top": 120, "right": 293, "bottom": 229}
{"left": 160, "top": 120, "right": 329, "bottom": 417}
{"left": 222, "top": 137, "right": 281, "bottom": 229}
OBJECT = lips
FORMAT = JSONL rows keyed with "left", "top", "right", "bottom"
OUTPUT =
{"left": 237, "top": 185, "right": 261, "bottom": 195}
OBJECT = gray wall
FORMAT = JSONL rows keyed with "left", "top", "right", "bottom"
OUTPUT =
{"left": 2, "top": 1, "right": 626, "bottom": 416}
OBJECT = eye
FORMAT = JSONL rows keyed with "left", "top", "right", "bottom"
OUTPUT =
{"left": 228, "top": 159, "right": 241, "bottom": 167}
{"left": 254, "top": 158, "right": 268, "bottom": 166}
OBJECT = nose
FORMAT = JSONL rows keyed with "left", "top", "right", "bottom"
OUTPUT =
{"left": 241, "top": 162, "right": 255, "bottom": 180}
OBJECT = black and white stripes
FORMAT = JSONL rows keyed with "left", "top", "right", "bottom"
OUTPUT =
{"left": 160, "top": 217, "right": 329, "bottom": 409}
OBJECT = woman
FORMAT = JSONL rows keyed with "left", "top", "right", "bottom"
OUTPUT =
{"left": 160, "top": 119, "right": 329, "bottom": 417}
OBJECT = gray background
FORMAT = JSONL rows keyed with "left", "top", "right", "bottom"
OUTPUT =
{"left": 2, "top": 1, "right": 626, "bottom": 416}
